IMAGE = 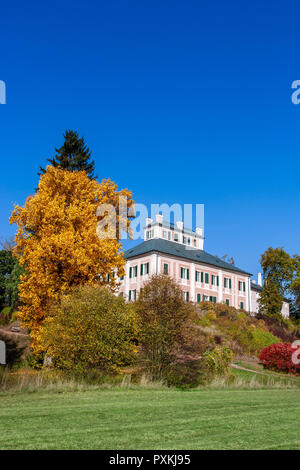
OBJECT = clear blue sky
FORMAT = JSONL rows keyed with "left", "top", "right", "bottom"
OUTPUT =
{"left": 1, "top": 0, "right": 299, "bottom": 278}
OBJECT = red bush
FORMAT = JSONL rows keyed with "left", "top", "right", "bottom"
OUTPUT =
{"left": 259, "top": 343, "right": 300, "bottom": 375}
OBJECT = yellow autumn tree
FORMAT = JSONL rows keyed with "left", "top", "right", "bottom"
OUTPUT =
{"left": 10, "top": 166, "right": 134, "bottom": 352}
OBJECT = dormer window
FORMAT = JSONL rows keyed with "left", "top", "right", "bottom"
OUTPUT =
{"left": 146, "top": 230, "right": 154, "bottom": 240}
{"left": 174, "top": 233, "right": 178, "bottom": 242}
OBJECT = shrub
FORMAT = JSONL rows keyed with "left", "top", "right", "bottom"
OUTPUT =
{"left": 202, "top": 346, "right": 233, "bottom": 378}
{"left": 166, "top": 360, "right": 205, "bottom": 389}
{"left": 259, "top": 343, "right": 300, "bottom": 375}
{"left": 40, "top": 285, "right": 137, "bottom": 374}
{"left": 225, "top": 322, "right": 280, "bottom": 355}
{"left": 135, "top": 275, "right": 196, "bottom": 380}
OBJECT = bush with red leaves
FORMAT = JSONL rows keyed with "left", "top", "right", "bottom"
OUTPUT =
{"left": 259, "top": 342, "right": 300, "bottom": 375}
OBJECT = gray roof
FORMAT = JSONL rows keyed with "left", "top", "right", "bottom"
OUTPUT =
{"left": 124, "top": 238, "right": 251, "bottom": 276}
{"left": 251, "top": 281, "right": 263, "bottom": 292}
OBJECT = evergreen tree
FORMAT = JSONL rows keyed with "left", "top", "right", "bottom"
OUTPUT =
{"left": 0, "top": 250, "right": 16, "bottom": 310}
{"left": 39, "top": 130, "right": 96, "bottom": 179}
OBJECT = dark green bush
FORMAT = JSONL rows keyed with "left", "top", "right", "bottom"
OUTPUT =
{"left": 166, "top": 360, "right": 205, "bottom": 389}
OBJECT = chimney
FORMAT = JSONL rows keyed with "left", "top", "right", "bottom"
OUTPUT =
{"left": 156, "top": 214, "right": 163, "bottom": 224}
{"left": 196, "top": 227, "right": 204, "bottom": 237}
{"left": 258, "top": 272, "right": 262, "bottom": 286}
{"left": 145, "top": 217, "right": 153, "bottom": 226}
{"left": 176, "top": 220, "right": 183, "bottom": 231}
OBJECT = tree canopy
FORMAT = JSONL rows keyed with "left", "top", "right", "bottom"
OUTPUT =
{"left": 39, "top": 130, "right": 96, "bottom": 179}
{"left": 258, "top": 247, "right": 300, "bottom": 318}
{"left": 10, "top": 166, "right": 134, "bottom": 352}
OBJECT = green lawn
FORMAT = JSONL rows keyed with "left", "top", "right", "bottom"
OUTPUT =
{"left": 0, "top": 388, "right": 299, "bottom": 449}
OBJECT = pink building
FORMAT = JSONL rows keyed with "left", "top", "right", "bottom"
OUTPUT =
{"left": 118, "top": 214, "right": 253, "bottom": 311}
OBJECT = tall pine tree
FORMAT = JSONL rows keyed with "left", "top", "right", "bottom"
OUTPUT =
{"left": 39, "top": 130, "right": 96, "bottom": 179}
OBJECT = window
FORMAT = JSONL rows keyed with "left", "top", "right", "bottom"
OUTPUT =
{"left": 182, "top": 291, "right": 189, "bottom": 302}
{"left": 146, "top": 230, "right": 152, "bottom": 240}
{"left": 225, "top": 299, "right": 230, "bottom": 306}
{"left": 140, "top": 262, "right": 149, "bottom": 276}
{"left": 174, "top": 233, "right": 178, "bottom": 242}
{"left": 163, "top": 263, "right": 169, "bottom": 275}
{"left": 129, "top": 266, "right": 137, "bottom": 278}
{"left": 203, "top": 295, "right": 209, "bottom": 301}
{"left": 224, "top": 278, "right": 231, "bottom": 289}
{"left": 163, "top": 230, "right": 167, "bottom": 239}
{"left": 168, "top": 231, "right": 171, "bottom": 240}
{"left": 129, "top": 289, "right": 136, "bottom": 301}
{"left": 211, "top": 275, "right": 219, "bottom": 286}
{"left": 205, "top": 273, "right": 209, "bottom": 284}
{"left": 209, "top": 296, "right": 217, "bottom": 303}
{"left": 195, "top": 271, "right": 202, "bottom": 282}
{"left": 181, "top": 268, "right": 189, "bottom": 280}
{"left": 187, "top": 237, "right": 190, "bottom": 245}
{"left": 183, "top": 236, "right": 187, "bottom": 244}
{"left": 120, "top": 275, "right": 124, "bottom": 281}
{"left": 197, "top": 293, "right": 201, "bottom": 303}
{"left": 240, "top": 302, "right": 244, "bottom": 309}
{"left": 239, "top": 281, "right": 246, "bottom": 292}
{"left": 193, "top": 239, "right": 197, "bottom": 247}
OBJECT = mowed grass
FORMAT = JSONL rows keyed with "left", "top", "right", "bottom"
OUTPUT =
{"left": 0, "top": 388, "right": 299, "bottom": 450}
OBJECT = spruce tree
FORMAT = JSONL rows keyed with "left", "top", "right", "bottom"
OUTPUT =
{"left": 39, "top": 130, "right": 96, "bottom": 179}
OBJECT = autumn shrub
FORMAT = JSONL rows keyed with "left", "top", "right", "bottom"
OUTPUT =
{"left": 259, "top": 343, "right": 300, "bottom": 375}
{"left": 40, "top": 285, "right": 137, "bottom": 374}
{"left": 202, "top": 346, "right": 233, "bottom": 379}
{"left": 135, "top": 275, "right": 199, "bottom": 380}
{"left": 256, "top": 313, "right": 300, "bottom": 342}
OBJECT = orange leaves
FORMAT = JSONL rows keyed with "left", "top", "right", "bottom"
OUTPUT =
{"left": 9, "top": 166, "right": 134, "bottom": 352}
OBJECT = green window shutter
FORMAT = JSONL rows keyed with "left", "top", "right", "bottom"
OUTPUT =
{"left": 195, "top": 271, "right": 197, "bottom": 281}
{"left": 129, "top": 267, "right": 132, "bottom": 278}
{"left": 225, "top": 299, "right": 229, "bottom": 306}
{"left": 211, "top": 275, "right": 213, "bottom": 284}
{"left": 209, "top": 296, "right": 212, "bottom": 302}
{"left": 201, "top": 272, "right": 203, "bottom": 282}
{"left": 217, "top": 276, "right": 219, "bottom": 286}
{"left": 243, "top": 282, "right": 246, "bottom": 292}
{"left": 197, "top": 293, "right": 200, "bottom": 302}
{"left": 224, "top": 278, "right": 226, "bottom": 287}
{"left": 187, "top": 269, "right": 189, "bottom": 280}
{"left": 186, "top": 292, "right": 189, "bottom": 301}
{"left": 129, "top": 290, "right": 131, "bottom": 301}
{"left": 205, "top": 273, "right": 209, "bottom": 284}
{"left": 229, "top": 279, "right": 232, "bottom": 289}
{"left": 181, "top": 267, "right": 184, "bottom": 279}
{"left": 140, "top": 264, "right": 143, "bottom": 276}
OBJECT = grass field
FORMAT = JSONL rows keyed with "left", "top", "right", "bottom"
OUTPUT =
{"left": 0, "top": 387, "right": 299, "bottom": 449}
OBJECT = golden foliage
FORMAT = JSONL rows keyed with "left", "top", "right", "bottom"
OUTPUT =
{"left": 40, "top": 285, "right": 138, "bottom": 373}
{"left": 9, "top": 166, "right": 134, "bottom": 352}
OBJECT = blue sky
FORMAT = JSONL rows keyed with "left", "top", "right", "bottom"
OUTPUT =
{"left": 1, "top": 0, "right": 299, "bottom": 278}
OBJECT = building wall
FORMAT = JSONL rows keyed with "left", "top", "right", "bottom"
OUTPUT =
{"left": 119, "top": 253, "right": 251, "bottom": 310}
{"left": 251, "top": 288, "right": 290, "bottom": 318}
